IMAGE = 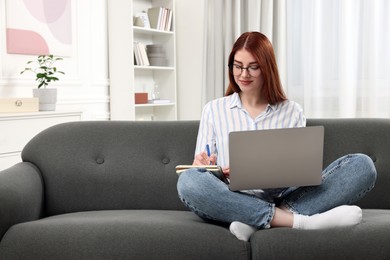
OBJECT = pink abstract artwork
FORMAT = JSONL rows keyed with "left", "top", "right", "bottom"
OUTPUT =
{"left": 6, "top": 0, "right": 72, "bottom": 56}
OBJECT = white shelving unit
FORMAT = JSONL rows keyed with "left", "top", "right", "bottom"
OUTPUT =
{"left": 108, "top": 0, "right": 177, "bottom": 121}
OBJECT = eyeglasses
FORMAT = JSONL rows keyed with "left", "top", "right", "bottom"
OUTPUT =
{"left": 230, "top": 64, "right": 261, "bottom": 77}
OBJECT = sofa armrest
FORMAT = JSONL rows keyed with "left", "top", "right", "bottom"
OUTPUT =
{"left": 0, "top": 162, "right": 44, "bottom": 239}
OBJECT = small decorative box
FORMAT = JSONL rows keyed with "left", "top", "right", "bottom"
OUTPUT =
{"left": 135, "top": 93, "right": 148, "bottom": 104}
{"left": 0, "top": 98, "right": 39, "bottom": 113}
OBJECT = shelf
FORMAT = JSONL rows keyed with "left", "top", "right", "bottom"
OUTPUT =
{"left": 134, "top": 65, "right": 175, "bottom": 71}
{"left": 135, "top": 102, "right": 175, "bottom": 108}
{"left": 133, "top": 26, "right": 174, "bottom": 36}
{"left": 0, "top": 111, "right": 83, "bottom": 121}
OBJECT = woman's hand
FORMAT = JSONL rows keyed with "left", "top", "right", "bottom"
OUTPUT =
{"left": 193, "top": 152, "right": 230, "bottom": 179}
{"left": 222, "top": 167, "right": 230, "bottom": 178}
{"left": 193, "top": 151, "right": 217, "bottom": 166}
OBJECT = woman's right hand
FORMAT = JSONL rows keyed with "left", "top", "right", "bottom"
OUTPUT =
{"left": 193, "top": 151, "right": 217, "bottom": 166}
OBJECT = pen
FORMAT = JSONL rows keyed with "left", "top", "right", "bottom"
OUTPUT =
{"left": 206, "top": 144, "right": 211, "bottom": 165}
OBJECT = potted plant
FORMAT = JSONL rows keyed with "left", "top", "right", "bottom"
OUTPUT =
{"left": 20, "top": 54, "right": 65, "bottom": 111}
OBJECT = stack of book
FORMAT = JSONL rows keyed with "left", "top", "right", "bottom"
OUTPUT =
{"left": 133, "top": 42, "right": 149, "bottom": 66}
{"left": 146, "top": 44, "right": 167, "bottom": 66}
{"left": 147, "top": 7, "right": 173, "bottom": 31}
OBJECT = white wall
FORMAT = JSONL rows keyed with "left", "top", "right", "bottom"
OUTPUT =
{"left": 175, "top": 0, "right": 204, "bottom": 120}
{"left": 0, "top": 0, "right": 109, "bottom": 120}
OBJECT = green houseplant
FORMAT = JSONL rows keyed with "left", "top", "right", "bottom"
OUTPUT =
{"left": 20, "top": 54, "right": 65, "bottom": 111}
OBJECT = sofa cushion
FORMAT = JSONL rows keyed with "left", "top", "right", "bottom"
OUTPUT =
{"left": 0, "top": 210, "right": 250, "bottom": 260}
{"left": 250, "top": 209, "right": 390, "bottom": 259}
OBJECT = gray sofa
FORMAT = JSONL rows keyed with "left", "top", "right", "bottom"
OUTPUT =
{"left": 0, "top": 119, "right": 390, "bottom": 260}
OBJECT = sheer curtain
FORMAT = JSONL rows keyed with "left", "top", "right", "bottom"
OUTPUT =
{"left": 202, "top": 0, "right": 390, "bottom": 117}
{"left": 286, "top": 0, "right": 390, "bottom": 118}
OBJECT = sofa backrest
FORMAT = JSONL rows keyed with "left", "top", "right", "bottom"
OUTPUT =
{"left": 22, "top": 121, "right": 199, "bottom": 216}
{"left": 307, "top": 118, "right": 390, "bottom": 209}
{"left": 22, "top": 119, "right": 390, "bottom": 216}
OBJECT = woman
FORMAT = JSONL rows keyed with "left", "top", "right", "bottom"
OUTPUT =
{"left": 177, "top": 32, "right": 377, "bottom": 241}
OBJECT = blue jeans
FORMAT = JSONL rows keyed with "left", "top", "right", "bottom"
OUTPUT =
{"left": 177, "top": 153, "right": 377, "bottom": 229}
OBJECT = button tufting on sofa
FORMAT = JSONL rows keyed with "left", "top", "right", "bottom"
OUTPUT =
{"left": 162, "top": 157, "right": 170, "bottom": 164}
{"left": 96, "top": 158, "right": 104, "bottom": 164}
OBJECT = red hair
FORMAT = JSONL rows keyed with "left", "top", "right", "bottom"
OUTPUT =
{"left": 225, "top": 32, "right": 287, "bottom": 104}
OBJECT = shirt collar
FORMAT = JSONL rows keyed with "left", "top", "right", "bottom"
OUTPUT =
{"left": 229, "top": 92, "right": 242, "bottom": 109}
{"left": 229, "top": 92, "right": 277, "bottom": 112}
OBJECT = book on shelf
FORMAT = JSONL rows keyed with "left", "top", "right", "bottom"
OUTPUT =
{"left": 147, "top": 7, "right": 162, "bottom": 30}
{"left": 133, "top": 42, "right": 150, "bottom": 66}
{"left": 165, "top": 8, "right": 173, "bottom": 31}
{"left": 147, "top": 7, "right": 173, "bottom": 31}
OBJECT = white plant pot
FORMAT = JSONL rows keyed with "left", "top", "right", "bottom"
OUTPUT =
{"left": 32, "top": 88, "right": 57, "bottom": 111}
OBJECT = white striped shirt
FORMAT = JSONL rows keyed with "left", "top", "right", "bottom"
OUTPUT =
{"left": 195, "top": 92, "right": 306, "bottom": 168}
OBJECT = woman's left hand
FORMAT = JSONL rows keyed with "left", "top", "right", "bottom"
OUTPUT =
{"left": 222, "top": 167, "right": 230, "bottom": 178}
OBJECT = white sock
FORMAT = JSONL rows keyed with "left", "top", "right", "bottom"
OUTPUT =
{"left": 229, "top": 221, "right": 257, "bottom": 241}
{"left": 293, "top": 205, "right": 362, "bottom": 230}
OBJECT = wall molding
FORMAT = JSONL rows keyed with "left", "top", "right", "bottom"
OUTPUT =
{"left": 0, "top": 79, "right": 109, "bottom": 87}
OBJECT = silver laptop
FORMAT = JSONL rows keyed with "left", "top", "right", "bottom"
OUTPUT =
{"left": 228, "top": 126, "right": 324, "bottom": 191}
